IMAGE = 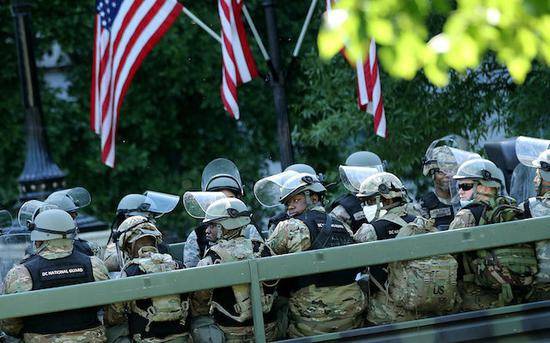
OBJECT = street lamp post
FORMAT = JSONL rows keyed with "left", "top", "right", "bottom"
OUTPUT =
{"left": 11, "top": 0, "right": 66, "bottom": 202}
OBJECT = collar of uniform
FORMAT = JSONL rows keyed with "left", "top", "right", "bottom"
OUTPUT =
{"left": 435, "top": 193, "right": 452, "bottom": 205}
{"left": 37, "top": 239, "right": 74, "bottom": 259}
{"left": 385, "top": 204, "right": 407, "bottom": 216}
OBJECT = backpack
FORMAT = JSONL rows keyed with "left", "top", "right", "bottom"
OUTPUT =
{"left": 386, "top": 217, "right": 460, "bottom": 314}
{"left": 465, "top": 196, "right": 538, "bottom": 304}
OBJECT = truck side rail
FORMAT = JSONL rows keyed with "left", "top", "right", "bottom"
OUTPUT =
{"left": 1, "top": 217, "right": 549, "bottom": 342}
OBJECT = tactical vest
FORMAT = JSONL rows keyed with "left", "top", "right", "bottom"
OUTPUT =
{"left": 368, "top": 212, "right": 416, "bottom": 292}
{"left": 420, "top": 191, "right": 454, "bottom": 231}
{"left": 292, "top": 210, "right": 359, "bottom": 290}
{"left": 194, "top": 225, "right": 209, "bottom": 259}
{"left": 462, "top": 200, "right": 537, "bottom": 304}
{"left": 329, "top": 194, "right": 367, "bottom": 233}
{"left": 23, "top": 249, "right": 100, "bottom": 334}
{"left": 526, "top": 196, "right": 550, "bottom": 283}
{"left": 125, "top": 253, "right": 189, "bottom": 339}
{"left": 208, "top": 238, "right": 276, "bottom": 326}
{"left": 74, "top": 238, "right": 94, "bottom": 256}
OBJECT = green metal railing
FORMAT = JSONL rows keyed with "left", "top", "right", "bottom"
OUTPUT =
{"left": 1, "top": 217, "right": 550, "bottom": 342}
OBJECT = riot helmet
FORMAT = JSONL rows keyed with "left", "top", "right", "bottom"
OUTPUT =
{"left": 183, "top": 191, "right": 227, "bottom": 218}
{"left": 357, "top": 172, "right": 407, "bottom": 200}
{"left": 357, "top": 172, "right": 407, "bottom": 222}
{"left": 284, "top": 163, "right": 317, "bottom": 176}
{"left": 345, "top": 151, "right": 384, "bottom": 170}
{"left": 279, "top": 173, "right": 326, "bottom": 205}
{"left": 201, "top": 158, "right": 244, "bottom": 196}
{"left": 116, "top": 215, "right": 162, "bottom": 255}
{"left": 453, "top": 158, "right": 506, "bottom": 192}
{"left": 45, "top": 187, "right": 91, "bottom": 214}
{"left": 254, "top": 170, "right": 299, "bottom": 207}
{"left": 338, "top": 165, "right": 381, "bottom": 193}
{"left": 116, "top": 191, "right": 179, "bottom": 218}
{"left": 422, "top": 146, "right": 481, "bottom": 177}
{"left": 203, "top": 198, "right": 251, "bottom": 231}
{"left": 533, "top": 149, "right": 550, "bottom": 180}
{"left": 29, "top": 209, "right": 77, "bottom": 242}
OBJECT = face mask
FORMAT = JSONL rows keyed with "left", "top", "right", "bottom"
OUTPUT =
{"left": 362, "top": 204, "right": 387, "bottom": 222}
{"left": 137, "top": 245, "right": 158, "bottom": 257}
{"left": 460, "top": 199, "right": 473, "bottom": 207}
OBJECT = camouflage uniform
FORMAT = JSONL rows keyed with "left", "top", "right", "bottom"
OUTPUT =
{"left": 522, "top": 193, "right": 550, "bottom": 300}
{"left": 268, "top": 206, "right": 366, "bottom": 338}
{"left": 197, "top": 235, "right": 277, "bottom": 342}
{"left": 449, "top": 205, "right": 501, "bottom": 311}
{"left": 184, "top": 224, "right": 262, "bottom": 268}
{"left": 354, "top": 205, "right": 459, "bottom": 324}
{"left": 0, "top": 239, "right": 109, "bottom": 342}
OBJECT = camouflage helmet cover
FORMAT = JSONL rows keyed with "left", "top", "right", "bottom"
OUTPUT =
{"left": 116, "top": 215, "right": 162, "bottom": 251}
{"left": 203, "top": 197, "right": 251, "bottom": 230}
{"left": 357, "top": 172, "right": 407, "bottom": 200}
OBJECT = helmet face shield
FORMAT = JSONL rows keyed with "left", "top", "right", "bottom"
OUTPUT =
{"left": 18, "top": 200, "right": 58, "bottom": 228}
{"left": 183, "top": 191, "right": 227, "bottom": 219}
{"left": 202, "top": 198, "right": 251, "bottom": 230}
{"left": 254, "top": 170, "right": 299, "bottom": 207}
{"left": 0, "top": 210, "right": 13, "bottom": 230}
{"left": 143, "top": 191, "right": 180, "bottom": 215}
{"left": 516, "top": 136, "right": 550, "bottom": 167}
{"left": 339, "top": 165, "right": 381, "bottom": 193}
{"left": 279, "top": 173, "right": 326, "bottom": 204}
{"left": 423, "top": 145, "right": 480, "bottom": 176}
{"left": 201, "top": 158, "right": 243, "bottom": 194}
{"left": 284, "top": 163, "right": 317, "bottom": 176}
{"left": 46, "top": 187, "right": 91, "bottom": 212}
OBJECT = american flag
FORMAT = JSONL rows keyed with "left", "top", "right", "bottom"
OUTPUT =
{"left": 326, "top": 0, "right": 387, "bottom": 138}
{"left": 90, "top": 0, "right": 182, "bottom": 167}
{"left": 218, "top": 0, "right": 259, "bottom": 119}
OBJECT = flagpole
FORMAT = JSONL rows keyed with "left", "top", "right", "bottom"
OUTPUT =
{"left": 262, "top": 0, "right": 294, "bottom": 169}
{"left": 182, "top": 7, "right": 222, "bottom": 44}
{"left": 292, "top": 0, "right": 318, "bottom": 57}
{"left": 242, "top": 5, "right": 270, "bottom": 62}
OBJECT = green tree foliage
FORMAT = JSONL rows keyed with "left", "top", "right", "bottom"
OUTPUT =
{"left": 0, "top": 1, "right": 548, "bottom": 238}
{"left": 318, "top": 0, "right": 550, "bottom": 86}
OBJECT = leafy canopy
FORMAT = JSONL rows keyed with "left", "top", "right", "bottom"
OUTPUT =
{"left": 318, "top": 0, "right": 550, "bottom": 86}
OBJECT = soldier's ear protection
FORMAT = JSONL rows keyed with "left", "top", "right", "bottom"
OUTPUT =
{"left": 541, "top": 162, "right": 550, "bottom": 172}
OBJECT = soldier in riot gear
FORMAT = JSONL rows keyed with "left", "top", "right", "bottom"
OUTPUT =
{"left": 184, "top": 158, "right": 260, "bottom": 269}
{"left": 355, "top": 172, "right": 459, "bottom": 324}
{"left": 192, "top": 197, "right": 278, "bottom": 342}
{"left": 516, "top": 137, "right": 550, "bottom": 300}
{"left": 46, "top": 187, "right": 99, "bottom": 256}
{"left": 264, "top": 164, "right": 318, "bottom": 234}
{"left": 259, "top": 172, "right": 366, "bottom": 337}
{"left": 329, "top": 151, "right": 384, "bottom": 233}
{"left": 103, "top": 191, "right": 180, "bottom": 272}
{"left": 354, "top": 173, "right": 418, "bottom": 288}
{"left": 1, "top": 209, "right": 109, "bottom": 342}
{"left": 106, "top": 216, "right": 190, "bottom": 343}
{"left": 420, "top": 146, "right": 481, "bottom": 230}
{"left": 450, "top": 158, "right": 538, "bottom": 310}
